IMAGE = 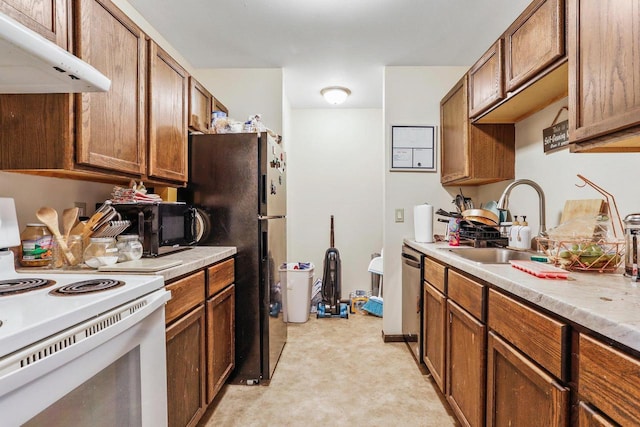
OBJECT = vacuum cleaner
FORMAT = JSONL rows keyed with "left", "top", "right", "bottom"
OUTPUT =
{"left": 317, "top": 215, "right": 349, "bottom": 319}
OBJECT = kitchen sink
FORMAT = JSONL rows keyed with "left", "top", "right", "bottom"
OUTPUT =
{"left": 443, "top": 247, "right": 533, "bottom": 264}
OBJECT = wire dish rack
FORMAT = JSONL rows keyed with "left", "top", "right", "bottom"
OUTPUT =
{"left": 536, "top": 175, "right": 624, "bottom": 273}
{"left": 92, "top": 220, "right": 131, "bottom": 238}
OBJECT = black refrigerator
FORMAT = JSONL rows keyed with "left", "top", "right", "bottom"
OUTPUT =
{"left": 184, "top": 132, "right": 287, "bottom": 385}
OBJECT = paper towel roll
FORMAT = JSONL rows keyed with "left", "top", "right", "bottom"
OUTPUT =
{"left": 414, "top": 204, "right": 434, "bottom": 243}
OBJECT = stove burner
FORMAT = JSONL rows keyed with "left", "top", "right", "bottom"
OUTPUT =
{"left": 50, "top": 279, "right": 125, "bottom": 296}
{"left": 0, "top": 278, "right": 56, "bottom": 296}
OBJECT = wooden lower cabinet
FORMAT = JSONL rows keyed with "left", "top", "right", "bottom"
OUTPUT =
{"left": 166, "top": 305, "right": 206, "bottom": 427}
{"left": 578, "top": 333, "right": 640, "bottom": 426}
{"left": 446, "top": 300, "right": 486, "bottom": 427}
{"left": 165, "top": 257, "right": 235, "bottom": 427}
{"left": 577, "top": 402, "right": 616, "bottom": 427}
{"left": 486, "top": 332, "right": 569, "bottom": 427}
{"left": 423, "top": 282, "right": 446, "bottom": 393}
{"left": 206, "top": 283, "right": 235, "bottom": 403}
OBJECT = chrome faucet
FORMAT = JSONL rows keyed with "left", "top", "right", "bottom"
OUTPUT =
{"left": 497, "top": 179, "right": 547, "bottom": 236}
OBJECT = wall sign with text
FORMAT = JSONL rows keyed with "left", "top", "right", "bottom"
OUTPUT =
{"left": 391, "top": 125, "right": 436, "bottom": 171}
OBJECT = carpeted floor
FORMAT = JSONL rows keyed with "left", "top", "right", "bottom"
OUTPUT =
{"left": 200, "top": 313, "right": 456, "bottom": 427}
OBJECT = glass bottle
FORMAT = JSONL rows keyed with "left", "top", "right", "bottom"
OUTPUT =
{"left": 116, "top": 234, "right": 143, "bottom": 262}
{"left": 20, "top": 223, "right": 54, "bottom": 267}
{"left": 83, "top": 237, "right": 118, "bottom": 268}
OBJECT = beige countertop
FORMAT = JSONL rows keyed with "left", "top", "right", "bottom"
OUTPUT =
{"left": 405, "top": 239, "right": 640, "bottom": 354}
{"left": 17, "top": 246, "right": 237, "bottom": 282}
{"left": 142, "top": 246, "right": 236, "bottom": 281}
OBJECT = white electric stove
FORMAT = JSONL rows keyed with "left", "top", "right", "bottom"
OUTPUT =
{"left": 0, "top": 198, "right": 170, "bottom": 427}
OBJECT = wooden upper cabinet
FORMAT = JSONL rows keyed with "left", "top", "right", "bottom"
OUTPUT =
{"left": 440, "top": 75, "right": 515, "bottom": 186}
{"left": 213, "top": 98, "right": 228, "bottom": 116}
{"left": 568, "top": 0, "right": 640, "bottom": 152}
{"left": 504, "top": 0, "right": 565, "bottom": 93}
{"left": 148, "top": 40, "right": 189, "bottom": 183}
{"left": 188, "top": 77, "right": 213, "bottom": 133}
{"left": 75, "top": 0, "right": 147, "bottom": 176}
{"left": 468, "top": 39, "right": 504, "bottom": 118}
{"left": 441, "top": 76, "right": 469, "bottom": 183}
{"left": 0, "top": 0, "right": 68, "bottom": 48}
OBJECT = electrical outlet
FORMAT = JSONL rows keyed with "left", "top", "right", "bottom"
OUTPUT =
{"left": 74, "top": 202, "right": 87, "bottom": 217}
{"left": 395, "top": 208, "right": 404, "bottom": 223}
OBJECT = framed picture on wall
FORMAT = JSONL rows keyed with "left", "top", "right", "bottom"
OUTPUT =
{"left": 390, "top": 125, "right": 436, "bottom": 172}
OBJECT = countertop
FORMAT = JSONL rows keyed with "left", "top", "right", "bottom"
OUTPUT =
{"left": 405, "top": 239, "right": 640, "bottom": 354}
{"left": 17, "top": 246, "right": 237, "bottom": 282}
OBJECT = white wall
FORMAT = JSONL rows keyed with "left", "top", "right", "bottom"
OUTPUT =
{"left": 195, "top": 69, "right": 283, "bottom": 135}
{"left": 477, "top": 98, "right": 640, "bottom": 238}
{"left": 383, "top": 66, "right": 468, "bottom": 334}
{"left": 0, "top": 172, "right": 113, "bottom": 228}
{"left": 287, "top": 109, "right": 383, "bottom": 299}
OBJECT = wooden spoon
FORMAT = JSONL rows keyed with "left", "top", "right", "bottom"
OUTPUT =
{"left": 62, "top": 207, "right": 79, "bottom": 239}
{"left": 36, "top": 207, "right": 76, "bottom": 265}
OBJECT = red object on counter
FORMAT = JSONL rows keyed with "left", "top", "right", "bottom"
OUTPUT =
{"left": 509, "top": 260, "right": 569, "bottom": 279}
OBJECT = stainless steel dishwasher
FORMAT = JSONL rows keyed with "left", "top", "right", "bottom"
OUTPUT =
{"left": 402, "top": 244, "right": 422, "bottom": 361}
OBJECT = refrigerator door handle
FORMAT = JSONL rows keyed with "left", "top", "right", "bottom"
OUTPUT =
{"left": 261, "top": 174, "right": 267, "bottom": 207}
{"left": 261, "top": 229, "right": 268, "bottom": 262}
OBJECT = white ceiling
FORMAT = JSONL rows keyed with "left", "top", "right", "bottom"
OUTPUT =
{"left": 127, "top": 0, "right": 532, "bottom": 109}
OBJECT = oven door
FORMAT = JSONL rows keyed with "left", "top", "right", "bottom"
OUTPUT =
{"left": 0, "top": 289, "right": 170, "bottom": 427}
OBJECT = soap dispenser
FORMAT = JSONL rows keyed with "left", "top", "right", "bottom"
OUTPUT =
{"left": 509, "top": 216, "right": 520, "bottom": 248}
{"left": 518, "top": 216, "right": 531, "bottom": 250}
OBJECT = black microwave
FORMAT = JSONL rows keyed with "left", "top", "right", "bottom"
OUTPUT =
{"left": 110, "top": 202, "right": 196, "bottom": 257}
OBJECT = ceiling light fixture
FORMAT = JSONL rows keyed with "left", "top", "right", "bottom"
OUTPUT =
{"left": 321, "top": 86, "right": 351, "bottom": 105}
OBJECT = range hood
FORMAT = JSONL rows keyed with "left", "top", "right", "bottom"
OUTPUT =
{"left": 0, "top": 11, "right": 111, "bottom": 93}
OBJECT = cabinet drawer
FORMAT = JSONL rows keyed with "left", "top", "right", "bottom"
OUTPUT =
{"left": 207, "top": 258, "right": 235, "bottom": 297}
{"left": 488, "top": 289, "right": 568, "bottom": 380}
{"left": 579, "top": 333, "right": 640, "bottom": 426}
{"left": 423, "top": 256, "right": 446, "bottom": 294}
{"left": 165, "top": 271, "right": 206, "bottom": 324}
{"left": 447, "top": 270, "right": 484, "bottom": 320}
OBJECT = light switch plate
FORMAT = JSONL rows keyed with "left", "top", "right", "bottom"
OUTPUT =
{"left": 395, "top": 208, "right": 404, "bottom": 223}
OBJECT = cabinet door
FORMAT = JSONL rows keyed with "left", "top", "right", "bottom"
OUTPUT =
{"left": 440, "top": 75, "right": 515, "bottom": 186}
{"left": 504, "top": 0, "right": 565, "bottom": 93}
{"left": 213, "top": 98, "right": 228, "bottom": 116}
{"left": 579, "top": 333, "right": 640, "bottom": 426}
{"left": 188, "top": 77, "right": 212, "bottom": 133}
{"left": 568, "top": 0, "right": 640, "bottom": 145}
{"left": 469, "top": 40, "right": 504, "bottom": 118}
{"left": 75, "top": 0, "right": 147, "bottom": 176}
{"left": 578, "top": 402, "right": 617, "bottom": 427}
{"left": 423, "top": 282, "right": 446, "bottom": 393}
{"left": 206, "top": 284, "right": 235, "bottom": 403}
{"left": 148, "top": 40, "right": 189, "bottom": 183}
{"left": 0, "top": 0, "right": 68, "bottom": 48}
{"left": 446, "top": 300, "right": 486, "bottom": 427}
{"left": 486, "top": 332, "right": 569, "bottom": 427}
{"left": 166, "top": 305, "right": 206, "bottom": 427}
{"left": 441, "top": 76, "right": 470, "bottom": 183}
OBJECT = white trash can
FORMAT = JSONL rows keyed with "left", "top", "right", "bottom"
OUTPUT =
{"left": 279, "top": 262, "right": 314, "bottom": 323}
